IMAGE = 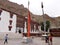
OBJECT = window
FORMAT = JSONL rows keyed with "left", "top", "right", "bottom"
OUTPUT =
{"left": 0, "top": 9, "right": 2, "bottom": 15}
{"left": 10, "top": 12, "right": 13, "bottom": 18}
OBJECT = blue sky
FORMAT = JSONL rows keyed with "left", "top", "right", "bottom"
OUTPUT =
{"left": 9, "top": 0, "right": 60, "bottom": 17}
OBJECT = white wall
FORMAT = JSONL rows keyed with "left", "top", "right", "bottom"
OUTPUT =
{"left": 24, "top": 21, "right": 40, "bottom": 33}
{"left": 0, "top": 10, "right": 16, "bottom": 32}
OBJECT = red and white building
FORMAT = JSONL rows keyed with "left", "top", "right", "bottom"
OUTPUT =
{"left": 0, "top": 0, "right": 41, "bottom": 36}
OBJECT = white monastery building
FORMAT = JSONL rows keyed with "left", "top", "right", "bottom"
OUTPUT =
{"left": 0, "top": 0, "right": 41, "bottom": 36}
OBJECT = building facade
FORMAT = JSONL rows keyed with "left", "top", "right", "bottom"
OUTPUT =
{"left": 0, "top": 8, "right": 41, "bottom": 36}
{"left": 0, "top": 0, "right": 41, "bottom": 36}
{"left": 0, "top": 9, "right": 16, "bottom": 32}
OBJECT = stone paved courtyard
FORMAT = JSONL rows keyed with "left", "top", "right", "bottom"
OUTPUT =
{"left": 0, "top": 37, "right": 60, "bottom": 45}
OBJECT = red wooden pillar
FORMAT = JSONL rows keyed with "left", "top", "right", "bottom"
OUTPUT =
{"left": 27, "top": 1, "right": 31, "bottom": 37}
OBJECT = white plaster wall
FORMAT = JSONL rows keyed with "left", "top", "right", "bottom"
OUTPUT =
{"left": 0, "top": 10, "right": 16, "bottom": 32}
{"left": 24, "top": 21, "right": 27, "bottom": 33}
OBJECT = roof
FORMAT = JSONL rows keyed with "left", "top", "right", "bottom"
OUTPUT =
{"left": 0, "top": 0, "right": 25, "bottom": 17}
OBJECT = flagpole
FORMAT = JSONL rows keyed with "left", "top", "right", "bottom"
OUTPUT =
{"left": 27, "top": 1, "right": 30, "bottom": 37}
{"left": 41, "top": 2, "right": 46, "bottom": 34}
{"left": 28, "top": 1, "right": 29, "bottom": 11}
